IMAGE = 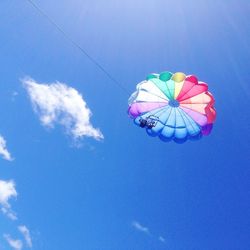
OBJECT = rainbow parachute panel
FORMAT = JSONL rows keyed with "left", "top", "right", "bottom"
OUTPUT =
{"left": 128, "top": 71, "right": 216, "bottom": 143}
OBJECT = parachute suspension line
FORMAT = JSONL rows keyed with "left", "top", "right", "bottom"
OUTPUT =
{"left": 25, "top": 0, "right": 129, "bottom": 95}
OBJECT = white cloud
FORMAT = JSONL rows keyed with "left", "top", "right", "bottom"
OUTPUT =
{"left": 0, "top": 135, "right": 13, "bottom": 161}
{"left": 22, "top": 78, "right": 103, "bottom": 141}
{"left": 0, "top": 180, "right": 17, "bottom": 208}
{"left": 18, "top": 225, "right": 32, "bottom": 248}
{"left": 0, "top": 180, "right": 17, "bottom": 220}
{"left": 159, "top": 236, "right": 166, "bottom": 243}
{"left": 3, "top": 234, "right": 23, "bottom": 250}
{"left": 132, "top": 221, "right": 150, "bottom": 234}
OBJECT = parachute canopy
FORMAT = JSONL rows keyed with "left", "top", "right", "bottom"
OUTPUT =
{"left": 128, "top": 71, "right": 216, "bottom": 143}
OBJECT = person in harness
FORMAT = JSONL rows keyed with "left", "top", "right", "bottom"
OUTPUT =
{"left": 139, "top": 115, "right": 158, "bottom": 129}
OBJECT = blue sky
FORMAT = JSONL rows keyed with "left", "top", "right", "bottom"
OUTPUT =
{"left": 0, "top": 0, "right": 250, "bottom": 249}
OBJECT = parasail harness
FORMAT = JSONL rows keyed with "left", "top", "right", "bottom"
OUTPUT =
{"left": 139, "top": 115, "right": 159, "bottom": 129}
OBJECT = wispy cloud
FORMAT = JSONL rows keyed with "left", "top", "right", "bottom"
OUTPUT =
{"left": 1, "top": 207, "right": 17, "bottom": 221}
{"left": 0, "top": 183, "right": 33, "bottom": 248}
{"left": 22, "top": 78, "right": 103, "bottom": 141}
{"left": 18, "top": 225, "right": 32, "bottom": 248}
{"left": 132, "top": 221, "right": 150, "bottom": 234}
{"left": 159, "top": 236, "right": 166, "bottom": 243}
{"left": 3, "top": 234, "right": 23, "bottom": 250}
{"left": 11, "top": 91, "right": 19, "bottom": 102}
{"left": 0, "top": 180, "right": 18, "bottom": 220}
{"left": 0, "top": 180, "right": 17, "bottom": 208}
{"left": 132, "top": 220, "right": 166, "bottom": 244}
{"left": 0, "top": 135, "right": 13, "bottom": 161}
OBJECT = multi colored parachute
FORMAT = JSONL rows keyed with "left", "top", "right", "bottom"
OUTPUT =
{"left": 128, "top": 71, "right": 216, "bottom": 143}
